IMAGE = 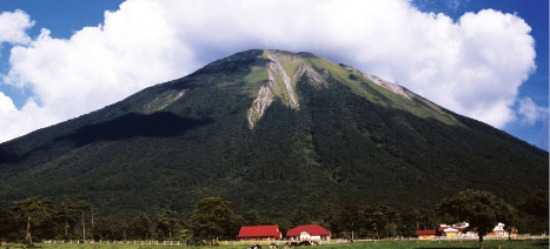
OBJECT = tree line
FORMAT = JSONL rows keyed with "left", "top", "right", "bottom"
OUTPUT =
{"left": 0, "top": 189, "right": 547, "bottom": 247}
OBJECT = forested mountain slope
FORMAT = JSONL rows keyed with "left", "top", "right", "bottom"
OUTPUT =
{"left": 0, "top": 49, "right": 547, "bottom": 219}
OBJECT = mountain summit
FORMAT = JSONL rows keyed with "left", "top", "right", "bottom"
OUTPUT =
{"left": 0, "top": 49, "right": 547, "bottom": 217}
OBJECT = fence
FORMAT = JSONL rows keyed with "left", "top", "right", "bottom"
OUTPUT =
{"left": 42, "top": 234, "right": 549, "bottom": 246}
{"left": 43, "top": 240, "right": 183, "bottom": 246}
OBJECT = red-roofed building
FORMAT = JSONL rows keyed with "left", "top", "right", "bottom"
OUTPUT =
{"left": 415, "top": 230, "right": 436, "bottom": 240}
{"left": 286, "top": 224, "right": 331, "bottom": 242}
{"left": 237, "top": 225, "right": 282, "bottom": 241}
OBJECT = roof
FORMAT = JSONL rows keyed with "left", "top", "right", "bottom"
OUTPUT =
{"left": 443, "top": 227, "right": 459, "bottom": 233}
{"left": 238, "top": 225, "right": 282, "bottom": 238}
{"left": 286, "top": 224, "right": 331, "bottom": 237}
{"left": 416, "top": 230, "right": 436, "bottom": 236}
{"left": 439, "top": 224, "right": 477, "bottom": 232}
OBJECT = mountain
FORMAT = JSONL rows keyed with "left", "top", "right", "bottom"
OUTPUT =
{"left": 0, "top": 49, "right": 547, "bottom": 219}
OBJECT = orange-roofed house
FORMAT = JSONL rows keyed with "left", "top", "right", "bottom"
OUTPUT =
{"left": 438, "top": 224, "right": 459, "bottom": 237}
{"left": 416, "top": 230, "right": 436, "bottom": 240}
{"left": 286, "top": 224, "right": 331, "bottom": 242}
{"left": 237, "top": 225, "right": 282, "bottom": 241}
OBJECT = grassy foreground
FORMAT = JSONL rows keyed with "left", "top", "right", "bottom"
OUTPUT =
{"left": 2, "top": 240, "right": 548, "bottom": 249}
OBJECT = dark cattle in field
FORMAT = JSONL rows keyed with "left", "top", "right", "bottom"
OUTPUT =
{"left": 269, "top": 243, "right": 278, "bottom": 249}
{"left": 247, "top": 244, "right": 262, "bottom": 249}
{"left": 284, "top": 242, "right": 299, "bottom": 248}
{"left": 298, "top": 241, "right": 311, "bottom": 246}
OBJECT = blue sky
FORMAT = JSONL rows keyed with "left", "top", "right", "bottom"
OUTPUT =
{"left": 0, "top": 0, "right": 548, "bottom": 151}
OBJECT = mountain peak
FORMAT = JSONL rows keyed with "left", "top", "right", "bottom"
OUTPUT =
{"left": 195, "top": 49, "right": 460, "bottom": 128}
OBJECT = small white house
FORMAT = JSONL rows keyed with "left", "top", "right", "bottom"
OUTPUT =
{"left": 491, "top": 223, "right": 509, "bottom": 238}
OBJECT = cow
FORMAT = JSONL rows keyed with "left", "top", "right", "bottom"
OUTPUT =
{"left": 297, "top": 241, "right": 311, "bottom": 247}
{"left": 284, "top": 242, "right": 298, "bottom": 248}
{"left": 247, "top": 244, "right": 262, "bottom": 249}
{"left": 285, "top": 241, "right": 316, "bottom": 247}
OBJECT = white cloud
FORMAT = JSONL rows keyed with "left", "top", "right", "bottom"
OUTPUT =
{"left": 0, "top": 92, "right": 60, "bottom": 142}
{"left": 0, "top": 0, "right": 538, "bottom": 142}
{"left": 518, "top": 97, "right": 548, "bottom": 125}
{"left": 0, "top": 92, "right": 16, "bottom": 112}
{"left": 0, "top": 10, "right": 34, "bottom": 44}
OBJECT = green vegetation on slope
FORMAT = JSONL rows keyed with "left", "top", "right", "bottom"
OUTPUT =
{"left": 0, "top": 49, "right": 546, "bottom": 222}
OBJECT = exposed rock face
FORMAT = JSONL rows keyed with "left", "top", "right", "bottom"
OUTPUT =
{"left": 365, "top": 74, "right": 410, "bottom": 99}
{"left": 248, "top": 85, "right": 273, "bottom": 128}
{"left": 247, "top": 51, "right": 330, "bottom": 128}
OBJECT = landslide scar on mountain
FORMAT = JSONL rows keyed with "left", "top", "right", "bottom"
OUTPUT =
{"left": 246, "top": 50, "right": 329, "bottom": 129}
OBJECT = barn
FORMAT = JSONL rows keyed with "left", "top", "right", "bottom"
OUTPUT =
{"left": 286, "top": 224, "right": 331, "bottom": 242}
{"left": 237, "top": 225, "right": 282, "bottom": 241}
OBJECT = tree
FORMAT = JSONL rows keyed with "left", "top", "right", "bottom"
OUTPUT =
{"left": 13, "top": 198, "right": 53, "bottom": 245}
{"left": 191, "top": 196, "right": 235, "bottom": 241}
{"left": 55, "top": 199, "right": 79, "bottom": 239}
{"left": 418, "top": 209, "right": 438, "bottom": 230}
{"left": 364, "top": 205, "right": 388, "bottom": 239}
{"left": 495, "top": 199, "right": 518, "bottom": 240}
{"left": 519, "top": 189, "right": 548, "bottom": 218}
{"left": 242, "top": 210, "right": 262, "bottom": 226}
{"left": 517, "top": 189, "right": 548, "bottom": 234}
{"left": 130, "top": 212, "right": 154, "bottom": 240}
{"left": 322, "top": 207, "right": 344, "bottom": 237}
{"left": 290, "top": 209, "right": 311, "bottom": 227}
{"left": 155, "top": 210, "right": 178, "bottom": 240}
{"left": 338, "top": 202, "right": 362, "bottom": 240}
{"left": 381, "top": 206, "right": 400, "bottom": 237}
{"left": 437, "top": 189, "right": 515, "bottom": 249}
{"left": 177, "top": 228, "right": 193, "bottom": 245}
{"left": 77, "top": 200, "right": 93, "bottom": 241}
{"left": 94, "top": 216, "right": 122, "bottom": 241}
{"left": 399, "top": 210, "right": 419, "bottom": 237}
{"left": 518, "top": 189, "right": 548, "bottom": 221}
{"left": 0, "top": 207, "right": 18, "bottom": 241}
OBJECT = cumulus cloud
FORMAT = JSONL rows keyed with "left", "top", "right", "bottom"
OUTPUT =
{"left": 518, "top": 97, "right": 548, "bottom": 125}
{"left": 0, "top": 92, "right": 16, "bottom": 112}
{"left": 0, "top": 97, "right": 60, "bottom": 142}
{"left": 0, "top": 10, "right": 34, "bottom": 44}
{"left": 6, "top": 1, "right": 192, "bottom": 117}
{"left": 0, "top": 0, "right": 539, "bottom": 143}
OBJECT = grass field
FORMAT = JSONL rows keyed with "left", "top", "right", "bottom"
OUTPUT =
{"left": 2, "top": 240, "right": 548, "bottom": 249}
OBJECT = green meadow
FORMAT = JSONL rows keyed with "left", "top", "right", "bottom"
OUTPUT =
{"left": 2, "top": 240, "right": 548, "bottom": 249}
